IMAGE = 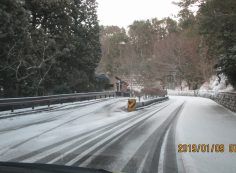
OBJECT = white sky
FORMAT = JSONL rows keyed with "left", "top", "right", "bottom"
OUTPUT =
{"left": 96, "top": 0, "right": 180, "bottom": 28}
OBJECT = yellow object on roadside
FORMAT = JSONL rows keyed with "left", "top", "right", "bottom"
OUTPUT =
{"left": 127, "top": 99, "right": 136, "bottom": 112}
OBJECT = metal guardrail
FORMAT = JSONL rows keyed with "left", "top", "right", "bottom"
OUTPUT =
{"left": 167, "top": 90, "right": 236, "bottom": 112}
{"left": 167, "top": 89, "right": 236, "bottom": 96}
{"left": 0, "top": 91, "right": 116, "bottom": 112}
{"left": 136, "top": 96, "right": 169, "bottom": 108}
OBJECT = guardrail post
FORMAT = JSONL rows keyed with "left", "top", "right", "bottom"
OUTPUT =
{"left": 32, "top": 104, "right": 35, "bottom": 110}
{"left": 11, "top": 106, "right": 14, "bottom": 112}
{"left": 48, "top": 101, "right": 50, "bottom": 108}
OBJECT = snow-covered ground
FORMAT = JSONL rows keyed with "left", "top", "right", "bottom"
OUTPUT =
{"left": 0, "top": 96, "right": 235, "bottom": 173}
{"left": 172, "top": 75, "right": 235, "bottom": 92}
{"left": 0, "top": 98, "right": 128, "bottom": 154}
{"left": 174, "top": 96, "right": 236, "bottom": 173}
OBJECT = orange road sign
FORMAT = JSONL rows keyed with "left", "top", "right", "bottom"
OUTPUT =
{"left": 128, "top": 99, "right": 136, "bottom": 112}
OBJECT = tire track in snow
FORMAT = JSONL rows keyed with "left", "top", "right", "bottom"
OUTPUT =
{"left": 38, "top": 102, "right": 171, "bottom": 165}
{"left": 62, "top": 102, "right": 173, "bottom": 167}
{"left": 7, "top": 101, "right": 171, "bottom": 163}
{"left": 163, "top": 103, "right": 185, "bottom": 173}
{"left": 121, "top": 102, "right": 185, "bottom": 173}
{"left": 9, "top": 122, "right": 114, "bottom": 162}
{"left": 0, "top": 99, "right": 124, "bottom": 157}
{"left": 0, "top": 98, "right": 119, "bottom": 134}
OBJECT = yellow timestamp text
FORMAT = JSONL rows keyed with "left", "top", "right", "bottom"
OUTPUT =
{"left": 178, "top": 144, "right": 236, "bottom": 153}
{"left": 178, "top": 144, "right": 225, "bottom": 153}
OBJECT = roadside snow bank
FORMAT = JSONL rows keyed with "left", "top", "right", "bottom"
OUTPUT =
{"left": 200, "top": 75, "right": 234, "bottom": 92}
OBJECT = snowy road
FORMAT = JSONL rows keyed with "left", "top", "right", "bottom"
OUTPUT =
{"left": 0, "top": 96, "right": 236, "bottom": 173}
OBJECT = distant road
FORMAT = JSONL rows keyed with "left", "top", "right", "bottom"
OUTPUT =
{"left": 0, "top": 96, "right": 235, "bottom": 173}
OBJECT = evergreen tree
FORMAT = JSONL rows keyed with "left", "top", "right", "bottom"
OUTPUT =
{"left": 198, "top": 0, "right": 236, "bottom": 88}
{"left": 176, "top": 0, "right": 236, "bottom": 88}
{"left": 0, "top": 0, "right": 31, "bottom": 96}
{"left": 0, "top": 0, "right": 101, "bottom": 97}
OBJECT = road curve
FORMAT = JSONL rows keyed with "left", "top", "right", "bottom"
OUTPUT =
{"left": 0, "top": 96, "right": 235, "bottom": 173}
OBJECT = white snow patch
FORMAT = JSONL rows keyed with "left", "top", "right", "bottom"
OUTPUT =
{"left": 200, "top": 75, "right": 235, "bottom": 92}
{"left": 175, "top": 96, "right": 236, "bottom": 173}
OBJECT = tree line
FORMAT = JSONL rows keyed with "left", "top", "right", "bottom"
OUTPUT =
{"left": 97, "top": 0, "right": 236, "bottom": 90}
{"left": 0, "top": 0, "right": 101, "bottom": 97}
{"left": 0, "top": 0, "right": 235, "bottom": 97}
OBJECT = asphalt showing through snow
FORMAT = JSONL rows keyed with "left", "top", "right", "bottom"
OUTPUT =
{"left": 0, "top": 97, "right": 186, "bottom": 173}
